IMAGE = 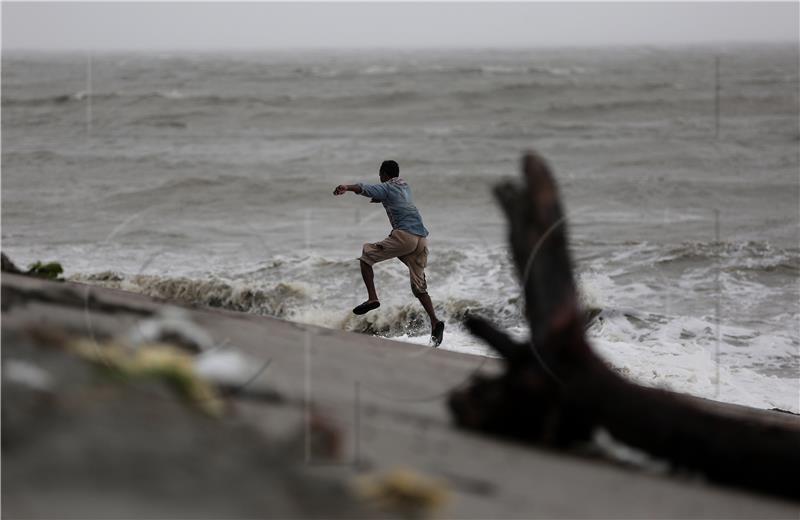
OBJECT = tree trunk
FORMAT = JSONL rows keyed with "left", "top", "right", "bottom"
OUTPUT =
{"left": 448, "top": 152, "right": 800, "bottom": 501}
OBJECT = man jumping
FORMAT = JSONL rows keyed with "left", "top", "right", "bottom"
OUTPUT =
{"left": 333, "top": 160, "right": 445, "bottom": 347}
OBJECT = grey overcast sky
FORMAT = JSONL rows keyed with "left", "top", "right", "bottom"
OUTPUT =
{"left": 2, "top": 2, "right": 798, "bottom": 51}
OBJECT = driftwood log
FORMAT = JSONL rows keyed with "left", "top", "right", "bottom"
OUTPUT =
{"left": 448, "top": 152, "right": 800, "bottom": 500}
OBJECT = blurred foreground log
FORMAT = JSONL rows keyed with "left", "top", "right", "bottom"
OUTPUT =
{"left": 448, "top": 152, "right": 800, "bottom": 500}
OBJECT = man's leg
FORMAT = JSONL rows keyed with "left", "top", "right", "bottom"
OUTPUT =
{"left": 414, "top": 288, "right": 444, "bottom": 346}
{"left": 414, "top": 291, "right": 441, "bottom": 328}
{"left": 360, "top": 259, "right": 378, "bottom": 303}
{"left": 403, "top": 237, "right": 444, "bottom": 345}
{"left": 354, "top": 233, "right": 415, "bottom": 315}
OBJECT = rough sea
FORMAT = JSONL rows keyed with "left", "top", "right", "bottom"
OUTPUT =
{"left": 3, "top": 45, "right": 798, "bottom": 412}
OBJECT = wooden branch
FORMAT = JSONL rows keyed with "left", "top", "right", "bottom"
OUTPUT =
{"left": 449, "top": 152, "right": 800, "bottom": 501}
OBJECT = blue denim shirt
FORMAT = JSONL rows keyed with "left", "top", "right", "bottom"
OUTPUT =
{"left": 357, "top": 177, "right": 429, "bottom": 237}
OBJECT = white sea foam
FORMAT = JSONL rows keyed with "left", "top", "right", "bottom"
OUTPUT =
{"left": 592, "top": 335, "right": 799, "bottom": 413}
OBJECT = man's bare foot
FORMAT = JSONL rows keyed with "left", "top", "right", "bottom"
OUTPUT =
{"left": 353, "top": 300, "right": 380, "bottom": 315}
{"left": 431, "top": 320, "right": 445, "bottom": 347}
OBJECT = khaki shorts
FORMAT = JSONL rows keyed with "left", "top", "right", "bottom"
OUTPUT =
{"left": 359, "top": 229, "right": 429, "bottom": 295}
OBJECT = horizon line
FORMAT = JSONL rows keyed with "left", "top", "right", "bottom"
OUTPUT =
{"left": 3, "top": 40, "right": 798, "bottom": 54}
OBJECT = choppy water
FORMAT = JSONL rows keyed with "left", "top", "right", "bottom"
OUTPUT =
{"left": 3, "top": 45, "right": 798, "bottom": 412}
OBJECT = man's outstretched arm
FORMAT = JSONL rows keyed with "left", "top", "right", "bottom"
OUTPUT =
{"left": 333, "top": 184, "right": 363, "bottom": 195}
{"left": 333, "top": 183, "right": 388, "bottom": 202}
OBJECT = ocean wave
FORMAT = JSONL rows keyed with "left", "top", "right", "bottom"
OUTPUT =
{"left": 304, "top": 89, "right": 421, "bottom": 106}
{"left": 426, "top": 64, "right": 585, "bottom": 77}
{"left": 100, "top": 173, "right": 278, "bottom": 207}
{"left": 360, "top": 65, "right": 400, "bottom": 76}
{"left": 245, "top": 249, "right": 490, "bottom": 284}
{"left": 496, "top": 81, "right": 572, "bottom": 93}
{"left": 590, "top": 309, "right": 800, "bottom": 412}
{"left": 545, "top": 97, "right": 690, "bottom": 114}
{"left": 293, "top": 296, "right": 498, "bottom": 337}
{"left": 1, "top": 63, "right": 585, "bottom": 110}
{"left": 276, "top": 63, "right": 586, "bottom": 80}
{"left": 737, "top": 75, "right": 799, "bottom": 86}
{"left": 2, "top": 150, "right": 65, "bottom": 163}
{"left": 70, "top": 272, "right": 310, "bottom": 317}
{"left": 1, "top": 90, "right": 294, "bottom": 108}
{"left": 130, "top": 113, "right": 198, "bottom": 129}
{"left": 655, "top": 240, "right": 799, "bottom": 273}
{"left": 5, "top": 86, "right": 415, "bottom": 110}
{"left": 2, "top": 91, "right": 117, "bottom": 107}
{"left": 137, "top": 91, "right": 294, "bottom": 107}
{"left": 544, "top": 90, "right": 789, "bottom": 114}
{"left": 69, "top": 266, "right": 523, "bottom": 335}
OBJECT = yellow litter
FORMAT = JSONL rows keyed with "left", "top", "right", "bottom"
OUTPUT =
{"left": 69, "top": 339, "right": 223, "bottom": 417}
{"left": 356, "top": 467, "right": 449, "bottom": 519}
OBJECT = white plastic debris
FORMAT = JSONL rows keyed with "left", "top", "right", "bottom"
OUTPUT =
{"left": 593, "top": 428, "right": 669, "bottom": 473}
{"left": 4, "top": 359, "right": 54, "bottom": 391}
{"left": 126, "top": 306, "right": 215, "bottom": 352}
{"left": 194, "top": 350, "right": 262, "bottom": 386}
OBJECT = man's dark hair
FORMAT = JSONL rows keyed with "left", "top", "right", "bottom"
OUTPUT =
{"left": 380, "top": 160, "right": 400, "bottom": 178}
